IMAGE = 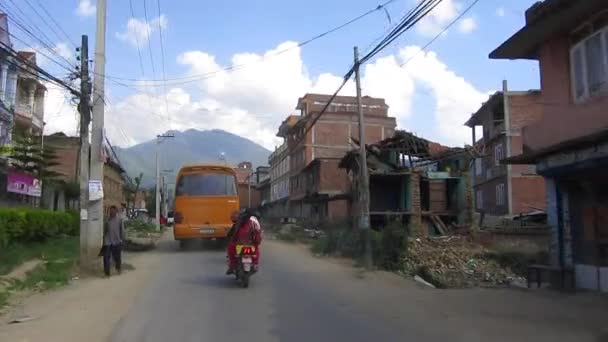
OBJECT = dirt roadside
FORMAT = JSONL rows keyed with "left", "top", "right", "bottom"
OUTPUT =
{"left": 0, "top": 248, "right": 164, "bottom": 342}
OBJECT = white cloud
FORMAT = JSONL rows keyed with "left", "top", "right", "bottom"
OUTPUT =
{"left": 116, "top": 15, "right": 167, "bottom": 48}
{"left": 458, "top": 17, "right": 477, "bottom": 34}
{"left": 43, "top": 83, "right": 79, "bottom": 137}
{"left": 496, "top": 7, "right": 506, "bottom": 17}
{"left": 399, "top": 47, "right": 489, "bottom": 145}
{"left": 87, "top": 42, "right": 486, "bottom": 150}
{"left": 75, "top": 0, "right": 96, "bottom": 18}
{"left": 416, "top": 0, "right": 460, "bottom": 37}
{"left": 24, "top": 42, "right": 74, "bottom": 69}
{"left": 53, "top": 42, "right": 73, "bottom": 61}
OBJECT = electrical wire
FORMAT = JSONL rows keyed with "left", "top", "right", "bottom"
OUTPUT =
{"left": 2, "top": 0, "right": 57, "bottom": 51}
{"left": 156, "top": 0, "right": 171, "bottom": 127}
{"left": 399, "top": 0, "right": 481, "bottom": 67}
{"left": 34, "top": 0, "right": 79, "bottom": 48}
{"left": 0, "top": 41, "right": 80, "bottom": 95}
{"left": 0, "top": 5, "right": 75, "bottom": 71}
{"left": 128, "top": 0, "right": 147, "bottom": 78}
{"left": 269, "top": 0, "right": 445, "bottom": 168}
{"left": 142, "top": 0, "right": 157, "bottom": 79}
{"left": 22, "top": 0, "right": 75, "bottom": 50}
{"left": 99, "top": 0, "right": 399, "bottom": 85}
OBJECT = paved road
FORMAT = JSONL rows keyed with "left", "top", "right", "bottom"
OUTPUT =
{"left": 109, "top": 240, "right": 607, "bottom": 342}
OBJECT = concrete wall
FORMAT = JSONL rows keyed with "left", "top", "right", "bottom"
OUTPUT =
{"left": 523, "top": 35, "right": 608, "bottom": 151}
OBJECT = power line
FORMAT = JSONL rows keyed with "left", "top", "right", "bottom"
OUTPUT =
{"left": 99, "top": 0, "right": 399, "bottom": 85}
{"left": 142, "top": 0, "right": 157, "bottom": 79}
{"left": 0, "top": 4, "right": 75, "bottom": 70}
{"left": 0, "top": 41, "right": 79, "bottom": 96}
{"left": 270, "top": 0, "right": 444, "bottom": 168}
{"left": 22, "top": 0, "right": 75, "bottom": 49}
{"left": 2, "top": 0, "right": 56, "bottom": 50}
{"left": 34, "top": 0, "right": 79, "bottom": 48}
{"left": 3, "top": 29, "right": 75, "bottom": 74}
{"left": 128, "top": 0, "right": 147, "bottom": 78}
{"left": 399, "top": 0, "right": 481, "bottom": 67}
{"left": 156, "top": 0, "right": 171, "bottom": 127}
{"left": 361, "top": 0, "right": 443, "bottom": 64}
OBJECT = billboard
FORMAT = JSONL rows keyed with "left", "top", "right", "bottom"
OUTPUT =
{"left": 7, "top": 170, "right": 42, "bottom": 197}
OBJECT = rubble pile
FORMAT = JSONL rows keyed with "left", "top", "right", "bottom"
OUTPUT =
{"left": 403, "top": 236, "right": 526, "bottom": 288}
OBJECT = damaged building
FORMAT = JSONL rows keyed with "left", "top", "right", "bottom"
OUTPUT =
{"left": 339, "top": 131, "right": 474, "bottom": 236}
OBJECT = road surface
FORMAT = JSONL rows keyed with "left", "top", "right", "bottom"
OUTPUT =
{"left": 109, "top": 239, "right": 607, "bottom": 342}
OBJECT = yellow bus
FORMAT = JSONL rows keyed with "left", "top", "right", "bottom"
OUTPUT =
{"left": 173, "top": 164, "right": 239, "bottom": 246}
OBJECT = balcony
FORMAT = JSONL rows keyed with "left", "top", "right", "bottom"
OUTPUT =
{"left": 15, "top": 103, "right": 32, "bottom": 119}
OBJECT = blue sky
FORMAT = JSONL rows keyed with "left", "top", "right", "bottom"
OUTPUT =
{"left": 2, "top": 0, "right": 542, "bottom": 149}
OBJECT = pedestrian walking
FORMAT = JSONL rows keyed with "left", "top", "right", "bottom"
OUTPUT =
{"left": 103, "top": 205, "right": 125, "bottom": 277}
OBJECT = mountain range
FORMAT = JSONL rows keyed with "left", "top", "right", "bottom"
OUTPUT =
{"left": 115, "top": 129, "right": 271, "bottom": 187}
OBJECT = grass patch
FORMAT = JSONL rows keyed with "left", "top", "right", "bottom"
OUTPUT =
{"left": 0, "top": 237, "right": 78, "bottom": 308}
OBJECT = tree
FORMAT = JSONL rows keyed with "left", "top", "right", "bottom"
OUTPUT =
{"left": 9, "top": 131, "right": 62, "bottom": 182}
{"left": 8, "top": 130, "right": 63, "bottom": 206}
{"left": 124, "top": 172, "right": 144, "bottom": 211}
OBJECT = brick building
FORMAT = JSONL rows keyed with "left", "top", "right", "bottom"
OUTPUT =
{"left": 284, "top": 93, "right": 396, "bottom": 222}
{"left": 465, "top": 85, "right": 546, "bottom": 217}
{"left": 235, "top": 161, "right": 261, "bottom": 209}
{"left": 42, "top": 132, "right": 126, "bottom": 214}
{"left": 492, "top": 0, "right": 608, "bottom": 291}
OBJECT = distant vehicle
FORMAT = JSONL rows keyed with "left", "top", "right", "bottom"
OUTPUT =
{"left": 167, "top": 210, "right": 175, "bottom": 226}
{"left": 173, "top": 164, "right": 239, "bottom": 247}
{"left": 131, "top": 208, "right": 149, "bottom": 220}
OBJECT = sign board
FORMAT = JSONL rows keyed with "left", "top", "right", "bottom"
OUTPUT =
{"left": 88, "top": 180, "right": 104, "bottom": 201}
{"left": 7, "top": 170, "right": 42, "bottom": 197}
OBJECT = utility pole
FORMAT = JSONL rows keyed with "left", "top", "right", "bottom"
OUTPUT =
{"left": 77, "top": 35, "right": 91, "bottom": 269}
{"left": 88, "top": 0, "right": 107, "bottom": 266}
{"left": 354, "top": 46, "right": 372, "bottom": 269}
{"left": 248, "top": 173, "right": 252, "bottom": 208}
{"left": 155, "top": 134, "right": 174, "bottom": 230}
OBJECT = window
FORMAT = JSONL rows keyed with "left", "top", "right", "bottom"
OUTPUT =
{"left": 476, "top": 190, "right": 483, "bottom": 209}
{"left": 570, "top": 22, "right": 608, "bottom": 101}
{"left": 176, "top": 173, "right": 237, "bottom": 196}
{"left": 475, "top": 158, "right": 482, "bottom": 176}
{"left": 496, "top": 183, "right": 505, "bottom": 206}
{"left": 494, "top": 144, "right": 504, "bottom": 166}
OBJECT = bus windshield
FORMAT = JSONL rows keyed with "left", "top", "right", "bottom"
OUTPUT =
{"left": 176, "top": 173, "right": 237, "bottom": 196}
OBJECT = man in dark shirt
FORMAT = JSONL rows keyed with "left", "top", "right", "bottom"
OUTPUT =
{"left": 103, "top": 205, "right": 125, "bottom": 277}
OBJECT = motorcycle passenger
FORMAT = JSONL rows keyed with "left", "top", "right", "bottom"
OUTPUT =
{"left": 226, "top": 209, "right": 262, "bottom": 275}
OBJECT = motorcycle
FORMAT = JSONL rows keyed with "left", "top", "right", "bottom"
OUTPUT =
{"left": 235, "top": 244, "right": 257, "bottom": 288}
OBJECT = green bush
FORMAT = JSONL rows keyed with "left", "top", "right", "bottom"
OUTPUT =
{"left": 125, "top": 220, "right": 156, "bottom": 234}
{"left": 0, "top": 208, "right": 79, "bottom": 247}
{"left": 310, "top": 222, "right": 407, "bottom": 271}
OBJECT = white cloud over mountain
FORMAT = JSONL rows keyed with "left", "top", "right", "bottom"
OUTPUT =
{"left": 46, "top": 40, "right": 488, "bottom": 150}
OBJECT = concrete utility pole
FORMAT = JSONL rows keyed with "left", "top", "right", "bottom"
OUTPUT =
{"left": 77, "top": 35, "right": 91, "bottom": 269}
{"left": 88, "top": 0, "right": 107, "bottom": 267}
{"left": 354, "top": 46, "right": 372, "bottom": 269}
{"left": 155, "top": 134, "right": 174, "bottom": 230}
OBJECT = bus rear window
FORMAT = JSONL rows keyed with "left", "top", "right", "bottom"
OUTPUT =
{"left": 176, "top": 173, "right": 237, "bottom": 196}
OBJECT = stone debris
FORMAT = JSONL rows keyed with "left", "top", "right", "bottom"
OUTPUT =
{"left": 403, "top": 236, "right": 526, "bottom": 288}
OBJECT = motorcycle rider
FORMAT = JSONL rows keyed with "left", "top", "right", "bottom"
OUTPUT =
{"left": 226, "top": 208, "right": 262, "bottom": 275}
